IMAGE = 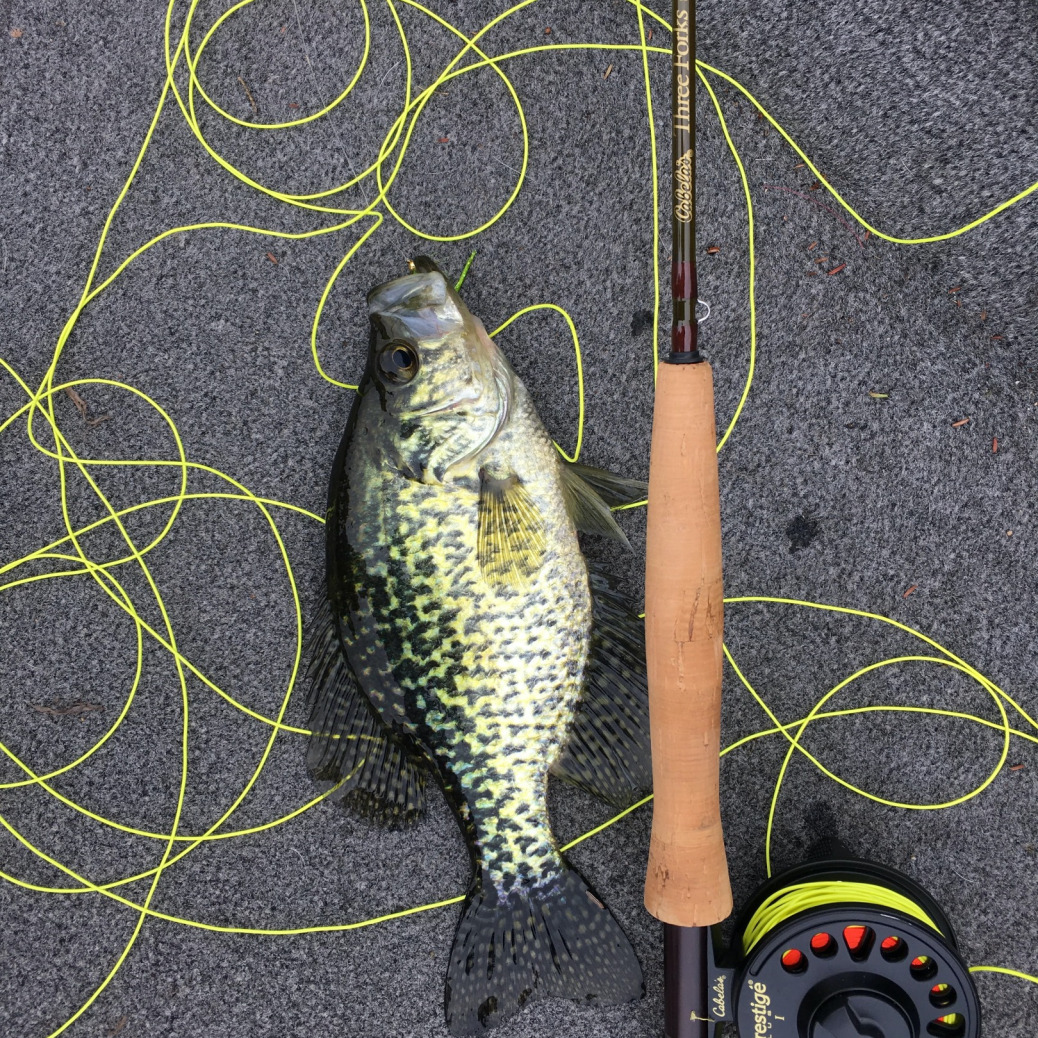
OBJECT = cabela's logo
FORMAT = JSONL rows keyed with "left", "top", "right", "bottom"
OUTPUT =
{"left": 711, "top": 973, "right": 727, "bottom": 1018}
{"left": 674, "top": 148, "right": 694, "bottom": 223}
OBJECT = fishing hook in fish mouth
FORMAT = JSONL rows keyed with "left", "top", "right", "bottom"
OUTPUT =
{"left": 409, "top": 255, "right": 443, "bottom": 275}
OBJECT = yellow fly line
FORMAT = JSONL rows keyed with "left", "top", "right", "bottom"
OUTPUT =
{"left": 740, "top": 880, "right": 943, "bottom": 957}
{"left": 1, "top": 0, "right": 1036, "bottom": 1034}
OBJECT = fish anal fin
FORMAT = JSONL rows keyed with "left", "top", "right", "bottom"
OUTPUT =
{"left": 305, "top": 593, "right": 427, "bottom": 829}
{"left": 444, "top": 870, "right": 643, "bottom": 1035}
{"left": 477, "top": 470, "right": 547, "bottom": 589}
{"left": 551, "top": 564, "right": 651, "bottom": 807}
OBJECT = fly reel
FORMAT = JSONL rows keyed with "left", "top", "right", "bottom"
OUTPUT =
{"left": 691, "top": 851, "right": 980, "bottom": 1038}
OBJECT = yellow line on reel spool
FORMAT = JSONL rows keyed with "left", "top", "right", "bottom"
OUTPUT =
{"left": 741, "top": 879, "right": 943, "bottom": 956}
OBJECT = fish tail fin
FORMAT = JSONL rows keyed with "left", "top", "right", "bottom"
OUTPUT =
{"left": 444, "top": 869, "right": 643, "bottom": 1035}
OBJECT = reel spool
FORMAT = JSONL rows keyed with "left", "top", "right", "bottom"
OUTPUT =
{"left": 700, "top": 852, "right": 981, "bottom": 1038}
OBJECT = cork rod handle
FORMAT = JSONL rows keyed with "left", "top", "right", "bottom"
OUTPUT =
{"left": 643, "top": 359, "right": 732, "bottom": 928}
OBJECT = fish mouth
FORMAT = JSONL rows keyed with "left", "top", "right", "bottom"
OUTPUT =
{"left": 366, "top": 257, "right": 469, "bottom": 327}
{"left": 366, "top": 270, "right": 446, "bottom": 312}
{"left": 366, "top": 266, "right": 470, "bottom": 347}
{"left": 365, "top": 257, "right": 451, "bottom": 315}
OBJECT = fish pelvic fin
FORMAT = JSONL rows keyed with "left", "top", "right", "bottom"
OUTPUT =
{"left": 477, "top": 470, "right": 547, "bottom": 589}
{"left": 558, "top": 461, "right": 646, "bottom": 547}
{"left": 551, "top": 563, "right": 652, "bottom": 807}
{"left": 444, "top": 869, "right": 643, "bottom": 1035}
{"left": 304, "top": 592, "right": 427, "bottom": 829}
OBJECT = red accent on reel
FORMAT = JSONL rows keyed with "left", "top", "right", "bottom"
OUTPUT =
{"left": 911, "top": 955, "right": 938, "bottom": 981}
{"left": 841, "top": 924, "right": 875, "bottom": 961}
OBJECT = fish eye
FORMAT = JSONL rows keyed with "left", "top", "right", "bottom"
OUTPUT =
{"left": 377, "top": 340, "right": 420, "bottom": 384}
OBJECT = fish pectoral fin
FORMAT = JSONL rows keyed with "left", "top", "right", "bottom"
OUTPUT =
{"left": 305, "top": 592, "right": 427, "bottom": 829}
{"left": 444, "top": 870, "right": 643, "bottom": 1036}
{"left": 477, "top": 470, "right": 547, "bottom": 588}
{"left": 551, "top": 563, "right": 652, "bottom": 808}
{"left": 559, "top": 461, "right": 645, "bottom": 546}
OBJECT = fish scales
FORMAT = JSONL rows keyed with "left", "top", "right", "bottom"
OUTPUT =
{"left": 308, "top": 258, "right": 651, "bottom": 1035}
{"left": 345, "top": 399, "right": 590, "bottom": 891}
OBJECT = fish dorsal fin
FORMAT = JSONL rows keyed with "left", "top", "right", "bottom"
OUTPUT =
{"left": 551, "top": 563, "right": 651, "bottom": 807}
{"left": 559, "top": 461, "right": 645, "bottom": 546}
{"left": 305, "top": 594, "right": 427, "bottom": 828}
{"left": 477, "top": 470, "right": 547, "bottom": 588}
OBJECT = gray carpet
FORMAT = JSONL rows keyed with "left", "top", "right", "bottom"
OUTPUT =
{"left": 2, "top": 0, "right": 1037, "bottom": 1035}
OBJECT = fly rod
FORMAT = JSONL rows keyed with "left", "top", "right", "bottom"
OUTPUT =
{"left": 644, "top": 0, "right": 733, "bottom": 1034}
{"left": 641, "top": 10, "right": 991, "bottom": 1038}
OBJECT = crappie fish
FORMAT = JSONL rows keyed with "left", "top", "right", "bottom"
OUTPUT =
{"left": 305, "top": 257, "right": 652, "bottom": 1035}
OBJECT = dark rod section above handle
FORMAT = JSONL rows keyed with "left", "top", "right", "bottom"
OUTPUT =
{"left": 664, "top": 924, "right": 719, "bottom": 1038}
{"left": 669, "top": 0, "right": 699, "bottom": 361}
